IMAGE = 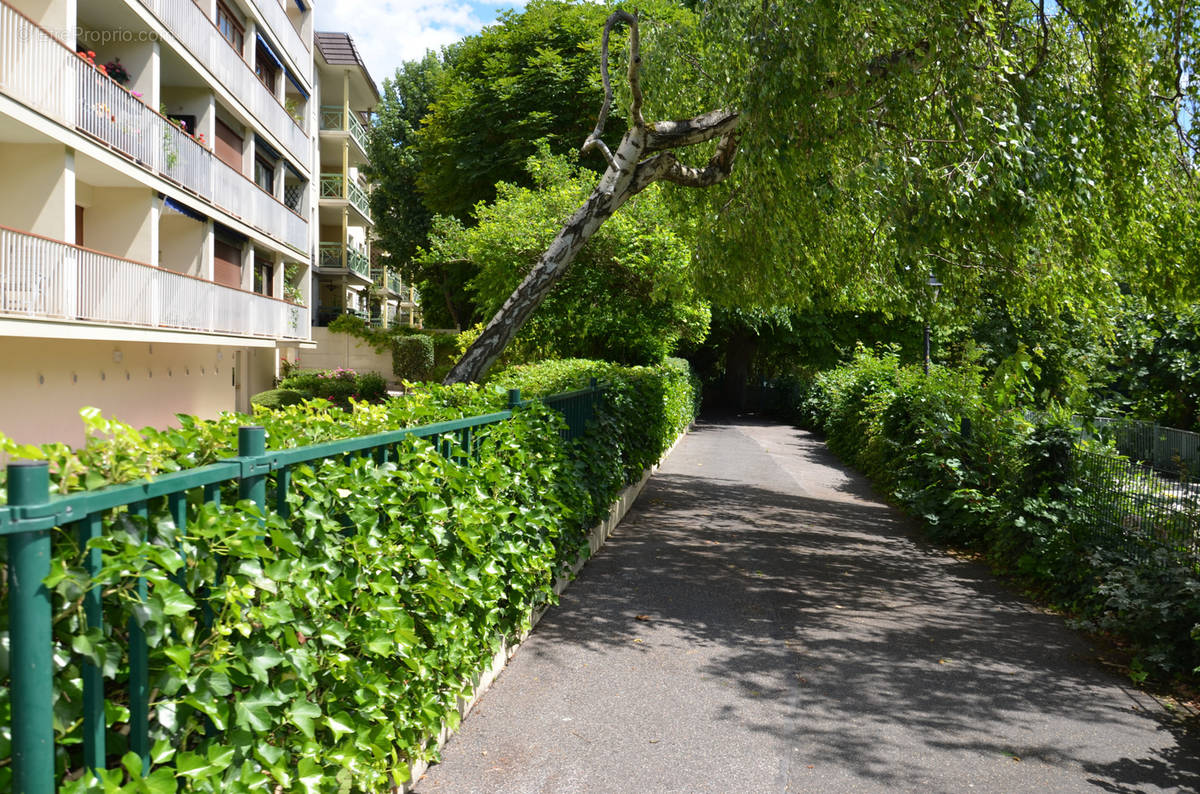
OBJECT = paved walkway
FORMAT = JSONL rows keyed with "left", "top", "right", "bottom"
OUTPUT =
{"left": 415, "top": 418, "right": 1200, "bottom": 793}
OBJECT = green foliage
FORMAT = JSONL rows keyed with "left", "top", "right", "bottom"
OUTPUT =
{"left": 327, "top": 316, "right": 450, "bottom": 383}
{"left": 790, "top": 349, "right": 1200, "bottom": 678}
{"left": 278, "top": 368, "right": 387, "bottom": 406}
{"left": 249, "top": 389, "right": 304, "bottom": 410}
{"left": 636, "top": 0, "right": 1200, "bottom": 330}
{"left": 392, "top": 335, "right": 435, "bottom": 381}
{"left": 419, "top": 149, "right": 710, "bottom": 366}
{"left": 0, "top": 360, "right": 698, "bottom": 791}
{"left": 1097, "top": 299, "right": 1200, "bottom": 431}
{"left": 415, "top": 0, "right": 623, "bottom": 220}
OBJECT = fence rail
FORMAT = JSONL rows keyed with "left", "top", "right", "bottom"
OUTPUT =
{"left": 0, "top": 384, "right": 602, "bottom": 790}
{"left": 0, "top": 225, "right": 309, "bottom": 340}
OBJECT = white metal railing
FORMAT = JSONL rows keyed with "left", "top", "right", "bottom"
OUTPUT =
{"left": 0, "top": 226, "right": 309, "bottom": 340}
{"left": 254, "top": 0, "right": 310, "bottom": 79}
{"left": 0, "top": 3, "right": 73, "bottom": 123}
{"left": 0, "top": 2, "right": 308, "bottom": 253}
{"left": 139, "top": 0, "right": 310, "bottom": 166}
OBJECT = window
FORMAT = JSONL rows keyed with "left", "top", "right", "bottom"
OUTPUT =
{"left": 216, "top": 1, "right": 244, "bottom": 53}
{"left": 254, "top": 156, "right": 275, "bottom": 194}
{"left": 253, "top": 258, "right": 273, "bottom": 296}
{"left": 255, "top": 41, "right": 279, "bottom": 90}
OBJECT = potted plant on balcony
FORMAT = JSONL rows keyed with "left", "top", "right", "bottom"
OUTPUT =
{"left": 105, "top": 58, "right": 130, "bottom": 85}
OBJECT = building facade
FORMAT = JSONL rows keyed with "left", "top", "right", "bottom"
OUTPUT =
{"left": 0, "top": 0, "right": 412, "bottom": 447}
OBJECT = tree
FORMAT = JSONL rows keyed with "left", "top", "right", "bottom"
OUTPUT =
{"left": 416, "top": 0, "right": 627, "bottom": 221}
{"left": 445, "top": 10, "right": 739, "bottom": 382}
{"left": 445, "top": 1, "right": 1198, "bottom": 384}
{"left": 370, "top": 1, "right": 642, "bottom": 328}
{"left": 420, "top": 149, "right": 709, "bottom": 365}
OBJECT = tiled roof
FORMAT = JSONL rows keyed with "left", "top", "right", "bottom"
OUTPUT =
{"left": 315, "top": 32, "right": 380, "bottom": 102}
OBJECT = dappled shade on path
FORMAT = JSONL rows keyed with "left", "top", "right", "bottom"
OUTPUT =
{"left": 416, "top": 418, "right": 1200, "bottom": 793}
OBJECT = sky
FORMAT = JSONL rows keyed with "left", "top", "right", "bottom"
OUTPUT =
{"left": 314, "top": 0, "right": 523, "bottom": 88}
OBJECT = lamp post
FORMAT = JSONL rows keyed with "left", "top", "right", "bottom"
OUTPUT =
{"left": 924, "top": 272, "right": 941, "bottom": 374}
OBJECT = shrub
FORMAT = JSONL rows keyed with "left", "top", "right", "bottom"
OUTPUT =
{"left": 785, "top": 349, "right": 1200, "bottom": 679}
{"left": 250, "top": 388, "right": 304, "bottom": 409}
{"left": 0, "top": 359, "right": 700, "bottom": 792}
{"left": 392, "top": 335, "right": 435, "bottom": 381}
{"left": 278, "top": 368, "right": 388, "bottom": 405}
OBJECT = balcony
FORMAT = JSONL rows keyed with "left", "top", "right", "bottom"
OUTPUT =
{"left": 318, "top": 242, "right": 371, "bottom": 280}
{"left": 320, "top": 105, "right": 369, "bottom": 156}
{"left": 320, "top": 172, "right": 371, "bottom": 222}
{"left": 0, "top": 226, "right": 308, "bottom": 341}
{"left": 388, "top": 271, "right": 402, "bottom": 295}
{"left": 135, "top": 0, "right": 310, "bottom": 167}
{"left": 0, "top": 4, "right": 308, "bottom": 253}
{"left": 254, "top": 0, "right": 310, "bottom": 78}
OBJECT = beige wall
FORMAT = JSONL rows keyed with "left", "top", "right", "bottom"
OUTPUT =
{"left": 161, "top": 87, "right": 216, "bottom": 144}
{"left": 301, "top": 327, "right": 395, "bottom": 385}
{"left": 13, "top": 0, "right": 74, "bottom": 39}
{"left": 160, "top": 212, "right": 207, "bottom": 276}
{"left": 0, "top": 337, "right": 240, "bottom": 448}
{"left": 0, "top": 144, "right": 71, "bottom": 239}
{"left": 82, "top": 187, "right": 155, "bottom": 262}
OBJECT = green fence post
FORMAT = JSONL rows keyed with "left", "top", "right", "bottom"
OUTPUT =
{"left": 508, "top": 389, "right": 521, "bottom": 409}
{"left": 238, "top": 425, "right": 267, "bottom": 511}
{"left": 7, "top": 461, "right": 55, "bottom": 794}
{"left": 77, "top": 513, "right": 106, "bottom": 777}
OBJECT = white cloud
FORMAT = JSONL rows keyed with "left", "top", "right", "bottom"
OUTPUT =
{"left": 315, "top": 0, "right": 522, "bottom": 85}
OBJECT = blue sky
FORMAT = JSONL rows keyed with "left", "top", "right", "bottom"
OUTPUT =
{"left": 315, "top": 0, "right": 523, "bottom": 87}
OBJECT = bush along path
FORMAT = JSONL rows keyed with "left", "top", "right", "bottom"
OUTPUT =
{"left": 416, "top": 417, "right": 1200, "bottom": 794}
{"left": 0, "top": 358, "right": 698, "bottom": 792}
{"left": 783, "top": 347, "right": 1200, "bottom": 684}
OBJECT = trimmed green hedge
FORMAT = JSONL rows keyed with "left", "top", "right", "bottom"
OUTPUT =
{"left": 788, "top": 347, "right": 1200, "bottom": 680}
{"left": 249, "top": 388, "right": 305, "bottom": 409}
{"left": 0, "top": 359, "right": 697, "bottom": 792}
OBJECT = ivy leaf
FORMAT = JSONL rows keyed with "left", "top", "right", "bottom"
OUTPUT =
{"left": 289, "top": 699, "right": 321, "bottom": 740}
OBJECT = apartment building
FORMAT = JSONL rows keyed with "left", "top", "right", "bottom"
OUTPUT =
{"left": 307, "top": 32, "right": 420, "bottom": 364}
{"left": 0, "top": 0, "right": 406, "bottom": 447}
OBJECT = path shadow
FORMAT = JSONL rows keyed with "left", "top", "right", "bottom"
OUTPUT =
{"left": 518, "top": 427, "right": 1200, "bottom": 792}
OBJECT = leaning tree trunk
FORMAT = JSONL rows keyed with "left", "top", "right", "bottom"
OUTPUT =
{"left": 443, "top": 10, "right": 740, "bottom": 384}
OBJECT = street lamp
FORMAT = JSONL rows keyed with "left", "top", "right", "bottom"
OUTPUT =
{"left": 924, "top": 272, "right": 941, "bottom": 374}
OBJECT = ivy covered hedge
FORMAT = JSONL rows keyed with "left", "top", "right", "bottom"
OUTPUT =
{"left": 784, "top": 347, "right": 1200, "bottom": 680}
{"left": 0, "top": 359, "right": 697, "bottom": 792}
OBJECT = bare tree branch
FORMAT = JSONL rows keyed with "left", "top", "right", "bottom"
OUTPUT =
{"left": 581, "top": 10, "right": 638, "bottom": 166}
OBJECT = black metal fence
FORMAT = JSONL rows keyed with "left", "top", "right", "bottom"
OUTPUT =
{"left": 1073, "top": 449, "right": 1200, "bottom": 565}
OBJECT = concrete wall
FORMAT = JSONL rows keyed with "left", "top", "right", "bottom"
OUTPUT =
{"left": 83, "top": 187, "right": 155, "bottom": 262}
{"left": 300, "top": 327, "right": 394, "bottom": 384}
{"left": 0, "top": 337, "right": 241, "bottom": 448}
{"left": 159, "top": 211, "right": 207, "bottom": 276}
{"left": 0, "top": 144, "right": 71, "bottom": 239}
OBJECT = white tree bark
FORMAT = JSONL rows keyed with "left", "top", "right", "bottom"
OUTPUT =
{"left": 444, "top": 11, "right": 740, "bottom": 384}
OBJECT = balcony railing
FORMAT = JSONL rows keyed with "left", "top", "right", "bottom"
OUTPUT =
{"left": 136, "top": 0, "right": 310, "bottom": 167}
{"left": 254, "top": 0, "right": 310, "bottom": 78}
{"left": 318, "top": 242, "right": 371, "bottom": 280}
{"left": 319, "top": 105, "right": 369, "bottom": 155}
{"left": 320, "top": 172, "right": 371, "bottom": 221}
{"left": 0, "top": 3, "right": 308, "bottom": 253}
{"left": 0, "top": 226, "right": 309, "bottom": 340}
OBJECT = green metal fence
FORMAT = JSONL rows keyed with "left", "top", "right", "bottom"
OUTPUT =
{"left": 0, "top": 384, "right": 601, "bottom": 791}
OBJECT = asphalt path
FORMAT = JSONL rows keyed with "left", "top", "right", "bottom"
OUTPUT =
{"left": 415, "top": 417, "right": 1200, "bottom": 793}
